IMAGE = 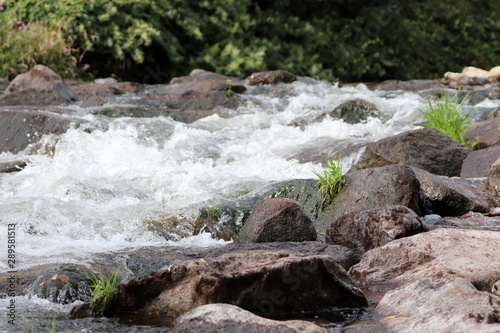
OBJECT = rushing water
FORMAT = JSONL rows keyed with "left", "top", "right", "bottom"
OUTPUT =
{"left": 0, "top": 78, "right": 497, "bottom": 331}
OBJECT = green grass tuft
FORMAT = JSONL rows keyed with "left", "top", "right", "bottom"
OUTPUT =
{"left": 418, "top": 84, "right": 473, "bottom": 146}
{"left": 87, "top": 265, "right": 121, "bottom": 317}
{"left": 313, "top": 155, "right": 345, "bottom": 199}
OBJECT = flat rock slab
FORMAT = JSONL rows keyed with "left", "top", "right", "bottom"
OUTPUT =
{"left": 348, "top": 278, "right": 500, "bottom": 333}
{"left": 348, "top": 228, "right": 500, "bottom": 303}
{"left": 172, "top": 303, "right": 326, "bottom": 333}
{"left": 465, "top": 117, "right": 500, "bottom": 147}
{"left": 248, "top": 70, "right": 296, "bottom": 85}
{"left": 352, "top": 128, "right": 471, "bottom": 177}
{"left": 461, "top": 145, "right": 500, "bottom": 178}
{"left": 114, "top": 250, "right": 367, "bottom": 319}
{"left": 412, "top": 166, "right": 500, "bottom": 216}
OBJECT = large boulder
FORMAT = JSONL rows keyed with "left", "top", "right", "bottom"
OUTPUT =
{"left": 349, "top": 278, "right": 500, "bottom": 333}
{"left": 248, "top": 70, "right": 296, "bottom": 85}
{"left": 412, "top": 166, "right": 499, "bottom": 216}
{"left": 0, "top": 109, "right": 71, "bottom": 154}
{"left": 318, "top": 164, "right": 422, "bottom": 231}
{"left": 236, "top": 198, "right": 317, "bottom": 243}
{"left": 113, "top": 250, "right": 368, "bottom": 319}
{"left": 348, "top": 228, "right": 500, "bottom": 303}
{"left": 172, "top": 303, "right": 327, "bottom": 333}
{"left": 325, "top": 205, "right": 425, "bottom": 260}
{"left": 351, "top": 128, "right": 471, "bottom": 177}
{"left": 1, "top": 65, "right": 77, "bottom": 105}
{"left": 461, "top": 145, "right": 500, "bottom": 178}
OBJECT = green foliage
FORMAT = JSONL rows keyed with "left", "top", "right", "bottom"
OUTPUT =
{"left": 418, "top": 85, "right": 473, "bottom": 146}
{"left": 87, "top": 265, "right": 120, "bottom": 317}
{"left": 2, "top": 0, "right": 500, "bottom": 82}
{"left": 313, "top": 155, "right": 345, "bottom": 199}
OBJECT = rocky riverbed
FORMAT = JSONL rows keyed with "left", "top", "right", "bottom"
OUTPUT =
{"left": 1, "top": 65, "right": 500, "bottom": 332}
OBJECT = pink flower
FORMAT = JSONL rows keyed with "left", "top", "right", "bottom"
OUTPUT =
{"left": 45, "top": 53, "right": 49, "bottom": 58}
{"left": 83, "top": 64, "right": 90, "bottom": 71}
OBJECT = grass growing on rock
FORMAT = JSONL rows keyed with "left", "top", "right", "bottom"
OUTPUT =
{"left": 87, "top": 265, "right": 120, "bottom": 317}
{"left": 313, "top": 155, "right": 345, "bottom": 199}
{"left": 418, "top": 85, "right": 473, "bottom": 146}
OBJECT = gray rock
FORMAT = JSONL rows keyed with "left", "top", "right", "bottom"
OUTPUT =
{"left": 412, "top": 166, "right": 499, "bottom": 216}
{"left": 172, "top": 303, "right": 327, "bottom": 333}
{"left": 114, "top": 250, "right": 368, "bottom": 319}
{"left": 1, "top": 65, "right": 77, "bottom": 105}
{"left": 326, "top": 205, "right": 425, "bottom": 260}
{"left": 348, "top": 278, "right": 500, "bottom": 333}
{"left": 0, "top": 78, "right": 10, "bottom": 92}
{"left": 352, "top": 128, "right": 471, "bottom": 177}
{"left": 348, "top": 228, "right": 500, "bottom": 303}
{"left": 236, "top": 198, "right": 317, "bottom": 243}
{"left": 331, "top": 99, "right": 379, "bottom": 124}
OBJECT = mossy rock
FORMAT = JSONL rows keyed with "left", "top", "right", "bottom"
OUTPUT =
{"left": 193, "top": 206, "right": 251, "bottom": 241}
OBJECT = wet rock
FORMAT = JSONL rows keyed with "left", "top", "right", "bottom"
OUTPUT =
{"left": 331, "top": 99, "right": 378, "bottom": 124}
{"left": 349, "top": 278, "right": 500, "bottom": 333}
{"left": 114, "top": 250, "right": 368, "bottom": 319}
{"left": 373, "top": 79, "right": 440, "bottom": 91}
{"left": 465, "top": 117, "right": 500, "bottom": 147}
{"left": 348, "top": 228, "right": 500, "bottom": 303}
{"left": 29, "top": 266, "right": 93, "bottom": 304}
{"left": 461, "top": 145, "right": 500, "bottom": 178}
{"left": 1, "top": 65, "right": 77, "bottom": 105}
{"left": 487, "top": 157, "right": 500, "bottom": 192}
{"left": 248, "top": 70, "right": 296, "bottom": 86}
{"left": 68, "top": 80, "right": 141, "bottom": 107}
{"left": 325, "top": 205, "right": 425, "bottom": 260}
{"left": 319, "top": 165, "right": 422, "bottom": 231}
{"left": 0, "top": 110, "right": 71, "bottom": 154}
{"left": 412, "top": 166, "right": 499, "bottom": 216}
{"left": 208, "top": 241, "right": 359, "bottom": 271}
{"left": 172, "top": 303, "right": 327, "bottom": 333}
{"left": 236, "top": 198, "right": 317, "bottom": 243}
{"left": 193, "top": 206, "right": 251, "bottom": 241}
{"left": 0, "top": 160, "right": 27, "bottom": 173}
{"left": 440, "top": 213, "right": 500, "bottom": 230}
{"left": 352, "top": 128, "right": 471, "bottom": 177}
{"left": 0, "top": 78, "right": 10, "bottom": 92}
{"left": 170, "top": 69, "right": 233, "bottom": 85}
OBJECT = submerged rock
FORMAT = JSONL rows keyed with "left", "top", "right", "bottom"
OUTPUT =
{"left": 1, "top": 65, "right": 77, "bottom": 105}
{"left": 412, "top": 166, "right": 499, "bottom": 216}
{"left": 331, "top": 99, "right": 379, "bottom": 124}
{"left": 248, "top": 70, "right": 296, "bottom": 85}
{"left": 348, "top": 228, "right": 500, "bottom": 303}
{"left": 113, "top": 250, "right": 367, "bottom": 319}
{"left": 172, "top": 303, "right": 327, "bottom": 333}
{"left": 349, "top": 278, "right": 500, "bottom": 333}
{"left": 325, "top": 205, "right": 425, "bottom": 260}
{"left": 351, "top": 128, "right": 471, "bottom": 177}
{"left": 236, "top": 198, "right": 317, "bottom": 243}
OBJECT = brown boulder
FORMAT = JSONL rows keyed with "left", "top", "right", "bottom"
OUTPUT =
{"left": 412, "top": 166, "right": 499, "bottom": 216}
{"left": 1, "top": 65, "right": 77, "bottom": 105}
{"left": 349, "top": 278, "right": 500, "bottom": 333}
{"left": 352, "top": 128, "right": 471, "bottom": 177}
{"left": 236, "top": 198, "right": 317, "bottom": 243}
{"left": 461, "top": 145, "right": 500, "bottom": 178}
{"left": 465, "top": 118, "right": 500, "bottom": 147}
{"left": 318, "top": 165, "right": 422, "bottom": 230}
{"left": 248, "top": 70, "right": 296, "bottom": 86}
{"left": 487, "top": 157, "right": 500, "bottom": 191}
{"left": 348, "top": 228, "right": 500, "bottom": 303}
{"left": 325, "top": 205, "right": 425, "bottom": 259}
{"left": 114, "top": 250, "right": 368, "bottom": 319}
{"left": 172, "top": 303, "right": 327, "bottom": 333}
